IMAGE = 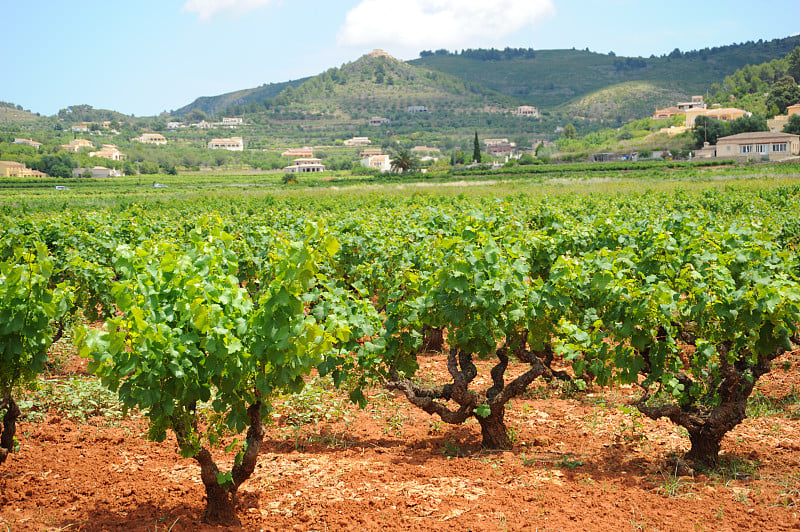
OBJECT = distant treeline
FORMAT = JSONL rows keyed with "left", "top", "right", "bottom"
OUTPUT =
{"left": 660, "top": 35, "right": 800, "bottom": 60}
{"left": 419, "top": 47, "right": 537, "bottom": 61}
{"left": 420, "top": 36, "right": 800, "bottom": 64}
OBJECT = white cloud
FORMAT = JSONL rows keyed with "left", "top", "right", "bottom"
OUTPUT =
{"left": 337, "top": 0, "right": 556, "bottom": 53}
{"left": 182, "top": 0, "right": 277, "bottom": 20}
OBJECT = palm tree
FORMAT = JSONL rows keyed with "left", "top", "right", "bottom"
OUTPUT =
{"left": 390, "top": 149, "right": 417, "bottom": 173}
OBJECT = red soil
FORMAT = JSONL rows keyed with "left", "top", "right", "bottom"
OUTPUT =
{"left": 2, "top": 351, "right": 799, "bottom": 531}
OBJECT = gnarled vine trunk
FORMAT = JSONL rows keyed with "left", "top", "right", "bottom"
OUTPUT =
{"left": 387, "top": 344, "right": 552, "bottom": 451}
{"left": 476, "top": 405, "right": 512, "bottom": 449}
{"left": 0, "top": 397, "right": 21, "bottom": 466}
{"left": 175, "top": 402, "right": 265, "bottom": 524}
{"left": 637, "top": 343, "right": 784, "bottom": 466}
{"left": 420, "top": 326, "right": 445, "bottom": 353}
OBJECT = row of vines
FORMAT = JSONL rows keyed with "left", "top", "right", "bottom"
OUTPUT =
{"left": 2, "top": 184, "right": 800, "bottom": 523}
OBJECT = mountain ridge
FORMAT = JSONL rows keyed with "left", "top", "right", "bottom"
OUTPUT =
{"left": 173, "top": 35, "right": 800, "bottom": 122}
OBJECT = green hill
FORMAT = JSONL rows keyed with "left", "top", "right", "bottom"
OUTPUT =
{"left": 0, "top": 102, "right": 46, "bottom": 123}
{"left": 562, "top": 82, "right": 686, "bottom": 121}
{"left": 410, "top": 36, "right": 800, "bottom": 119}
{"left": 175, "top": 36, "right": 800, "bottom": 124}
{"left": 174, "top": 78, "right": 310, "bottom": 117}
{"left": 177, "top": 52, "right": 514, "bottom": 119}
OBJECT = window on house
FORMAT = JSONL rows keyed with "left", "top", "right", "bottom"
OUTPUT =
{"left": 756, "top": 144, "right": 769, "bottom": 153}
{"left": 773, "top": 143, "right": 787, "bottom": 152}
{"left": 740, "top": 145, "right": 753, "bottom": 153}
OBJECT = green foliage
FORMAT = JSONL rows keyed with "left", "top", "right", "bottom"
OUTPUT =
{"left": 788, "top": 47, "right": 800, "bottom": 83}
{"left": 766, "top": 76, "right": 800, "bottom": 114}
{"left": 1, "top": 244, "right": 69, "bottom": 397}
{"left": 79, "top": 223, "right": 354, "bottom": 454}
{"left": 443, "top": 440, "right": 466, "bottom": 458}
{"left": 474, "top": 403, "right": 491, "bottom": 418}
{"left": 693, "top": 116, "right": 728, "bottom": 147}
{"left": 693, "top": 114, "right": 767, "bottom": 148}
{"left": 19, "top": 377, "right": 126, "bottom": 423}
{"left": 276, "top": 377, "right": 349, "bottom": 427}
{"left": 390, "top": 149, "right": 419, "bottom": 173}
{"left": 557, "top": 455, "right": 585, "bottom": 470}
{"left": 4, "top": 172, "right": 800, "bottom": 474}
{"left": 784, "top": 114, "right": 800, "bottom": 135}
{"left": 0, "top": 242, "right": 71, "bottom": 464}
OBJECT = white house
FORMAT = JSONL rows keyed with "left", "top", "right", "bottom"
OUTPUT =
{"left": 89, "top": 144, "right": 126, "bottom": 161}
{"left": 208, "top": 137, "right": 244, "bottom": 151}
{"left": 135, "top": 133, "right": 167, "bottom": 145}
{"left": 513, "top": 105, "right": 539, "bottom": 117}
{"left": 73, "top": 166, "right": 123, "bottom": 178}
{"left": 714, "top": 131, "right": 799, "bottom": 161}
{"left": 285, "top": 157, "right": 326, "bottom": 173}
{"left": 14, "top": 138, "right": 42, "bottom": 149}
{"left": 281, "top": 147, "right": 314, "bottom": 158}
{"left": 61, "top": 138, "right": 94, "bottom": 152}
{"left": 344, "top": 136, "right": 371, "bottom": 147}
{"left": 361, "top": 154, "right": 391, "bottom": 173}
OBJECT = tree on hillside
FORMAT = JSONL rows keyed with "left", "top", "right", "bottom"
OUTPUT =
{"left": 472, "top": 131, "right": 481, "bottom": 163}
{"left": 783, "top": 114, "right": 800, "bottom": 135}
{"left": 188, "top": 109, "right": 207, "bottom": 122}
{"left": 787, "top": 46, "right": 800, "bottom": 82}
{"left": 728, "top": 114, "right": 768, "bottom": 135}
{"left": 562, "top": 123, "right": 577, "bottom": 139}
{"left": 693, "top": 116, "right": 728, "bottom": 148}
{"left": 766, "top": 76, "right": 800, "bottom": 114}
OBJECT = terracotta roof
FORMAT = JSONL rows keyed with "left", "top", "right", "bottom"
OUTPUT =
{"left": 717, "top": 131, "right": 799, "bottom": 142}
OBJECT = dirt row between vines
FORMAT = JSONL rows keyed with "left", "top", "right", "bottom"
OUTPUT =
{"left": 2, "top": 350, "right": 799, "bottom": 531}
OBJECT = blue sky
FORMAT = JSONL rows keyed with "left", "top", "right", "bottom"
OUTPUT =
{"left": 1, "top": 0, "right": 798, "bottom": 117}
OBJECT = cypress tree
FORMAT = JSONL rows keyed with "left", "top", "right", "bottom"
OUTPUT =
{"left": 473, "top": 131, "right": 481, "bottom": 163}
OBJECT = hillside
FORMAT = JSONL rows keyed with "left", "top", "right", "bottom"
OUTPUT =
{"left": 0, "top": 103, "right": 45, "bottom": 123}
{"left": 562, "top": 82, "right": 687, "bottom": 121}
{"left": 177, "top": 52, "right": 514, "bottom": 120}
{"left": 174, "top": 78, "right": 310, "bottom": 117}
{"left": 410, "top": 36, "right": 800, "bottom": 119}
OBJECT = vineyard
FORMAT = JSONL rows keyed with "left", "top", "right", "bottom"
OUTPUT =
{"left": 1, "top": 171, "right": 800, "bottom": 530}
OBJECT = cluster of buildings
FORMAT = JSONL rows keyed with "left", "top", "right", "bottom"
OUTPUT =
{"left": 653, "top": 96, "right": 751, "bottom": 128}
{"left": 70, "top": 121, "right": 112, "bottom": 133}
{"left": 61, "top": 138, "right": 95, "bottom": 152}
{"left": 0, "top": 161, "right": 47, "bottom": 177}
{"left": 171, "top": 117, "right": 245, "bottom": 130}
{"left": 367, "top": 105, "right": 539, "bottom": 124}
{"left": 484, "top": 138, "right": 517, "bottom": 157}
{"left": 767, "top": 104, "right": 800, "bottom": 132}
{"left": 89, "top": 144, "right": 126, "bottom": 161}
